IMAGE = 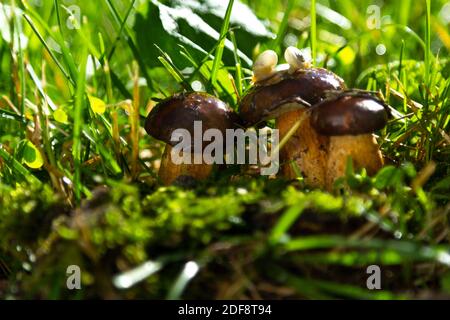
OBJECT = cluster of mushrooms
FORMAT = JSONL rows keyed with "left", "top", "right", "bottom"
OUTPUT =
{"left": 145, "top": 47, "right": 390, "bottom": 190}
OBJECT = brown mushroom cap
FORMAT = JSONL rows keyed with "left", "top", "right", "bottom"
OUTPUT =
{"left": 145, "top": 92, "right": 240, "bottom": 149}
{"left": 239, "top": 68, "right": 345, "bottom": 127}
{"left": 310, "top": 94, "right": 389, "bottom": 136}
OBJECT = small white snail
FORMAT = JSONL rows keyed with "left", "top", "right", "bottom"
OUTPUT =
{"left": 252, "top": 50, "right": 278, "bottom": 83}
{"left": 284, "top": 46, "right": 312, "bottom": 72}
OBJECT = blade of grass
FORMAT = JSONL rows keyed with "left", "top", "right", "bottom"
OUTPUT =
{"left": 55, "top": 1, "right": 132, "bottom": 99}
{"left": 72, "top": 45, "right": 89, "bottom": 201}
{"left": 26, "top": 63, "right": 58, "bottom": 111}
{"left": 22, "top": 13, "right": 74, "bottom": 86}
{"left": 36, "top": 68, "right": 57, "bottom": 169}
{"left": 131, "top": 61, "right": 140, "bottom": 179}
{"left": 397, "top": 40, "right": 404, "bottom": 91}
{"left": 288, "top": 248, "right": 438, "bottom": 267}
{"left": 282, "top": 235, "right": 450, "bottom": 267}
{"left": 424, "top": 0, "right": 432, "bottom": 160}
{"left": 269, "top": 266, "right": 399, "bottom": 299}
{"left": 269, "top": 203, "right": 306, "bottom": 244}
{"left": 183, "top": 27, "right": 234, "bottom": 83}
{"left": 271, "top": 0, "right": 295, "bottom": 53}
{"left": 155, "top": 45, "right": 191, "bottom": 90}
{"left": 268, "top": 266, "right": 332, "bottom": 299}
{"left": 178, "top": 45, "right": 237, "bottom": 102}
{"left": 113, "top": 260, "right": 163, "bottom": 290}
{"left": 166, "top": 261, "right": 200, "bottom": 300}
{"left": 398, "top": 0, "right": 412, "bottom": 26}
{"left": 104, "top": 0, "right": 136, "bottom": 62}
{"left": 82, "top": 127, "right": 121, "bottom": 175}
{"left": 385, "top": 24, "right": 426, "bottom": 49}
{"left": 104, "top": 0, "right": 156, "bottom": 93}
{"left": 229, "top": 30, "right": 243, "bottom": 97}
{"left": 60, "top": 5, "right": 100, "bottom": 58}
{"left": 0, "top": 108, "right": 27, "bottom": 124}
{"left": 98, "top": 33, "right": 113, "bottom": 103}
{"left": 11, "top": 1, "right": 25, "bottom": 129}
{"left": 210, "top": 0, "right": 234, "bottom": 87}
{"left": 424, "top": 0, "right": 431, "bottom": 88}
{"left": 310, "top": 0, "right": 317, "bottom": 66}
{"left": 26, "top": 1, "right": 79, "bottom": 84}
{"left": 357, "top": 60, "right": 424, "bottom": 86}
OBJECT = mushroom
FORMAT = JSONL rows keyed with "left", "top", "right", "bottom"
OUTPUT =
{"left": 310, "top": 92, "right": 389, "bottom": 190}
{"left": 145, "top": 92, "right": 240, "bottom": 185}
{"left": 239, "top": 47, "right": 346, "bottom": 187}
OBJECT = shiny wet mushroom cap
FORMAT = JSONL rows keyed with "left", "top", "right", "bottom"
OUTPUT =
{"left": 239, "top": 68, "right": 345, "bottom": 127}
{"left": 145, "top": 92, "right": 240, "bottom": 148}
{"left": 309, "top": 93, "right": 389, "bottom": 189}
{"left": 145, "top": 92, "right": 240, "bottom": 185}
{"left": 310, "top": 94, "right": 389, "bottom": 136}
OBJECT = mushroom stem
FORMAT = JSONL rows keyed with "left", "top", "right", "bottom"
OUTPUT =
{"left": 158, "top": 145, "right": 213, "bottom": 185}
{"left": 276, "top": 107, "right": 328, "bottom": 188}
{"left": 326, "top": 134, "right": 384, "bottom": 190}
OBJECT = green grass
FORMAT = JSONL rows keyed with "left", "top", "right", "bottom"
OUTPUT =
{"left": 0, "top": 0, "right": 449, "bottom": 299}
{"left": 310, "top": 0, "right": 317, "bottom": 65}
{"left": 210, "top": 0, "right": 234, "bottom": 88}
